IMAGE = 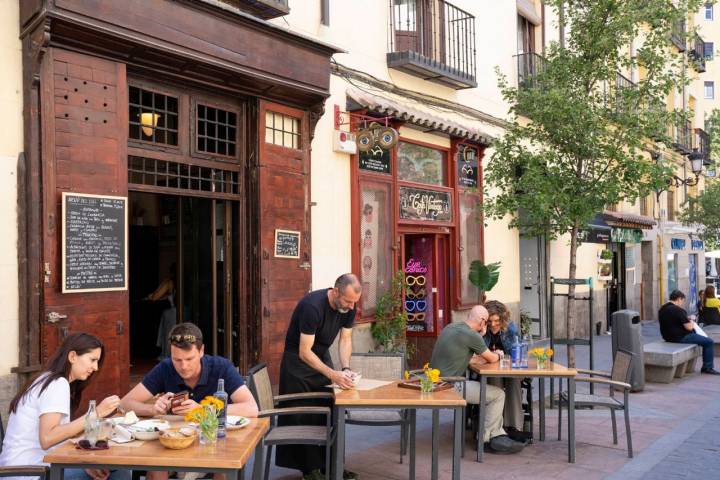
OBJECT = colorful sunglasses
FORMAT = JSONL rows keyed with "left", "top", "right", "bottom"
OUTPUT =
{"left": 406, "top": 288, "right": 426, "bottom": 299}
{"left": 405, "top": 300, "right": 427, "bottom": 312}
{"left": 407, "top": 313, "right": 426, "bottom": 321}
{"left": 406, "top": 275, "right": 426, "bottom": 286}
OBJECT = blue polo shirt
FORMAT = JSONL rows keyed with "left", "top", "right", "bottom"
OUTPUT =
{"left": 141, "top": 355, "right": 245, "bottom": 402}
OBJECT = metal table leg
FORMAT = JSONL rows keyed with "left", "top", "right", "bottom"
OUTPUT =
{"left": 452, "top": 406, "right": 462, "bottom": 480}
{"left": 539, "top": 376, "right": 545, "bottom": 441}
{"left": 49, "top": 465, "right": 63, "bottom": 480}
{"left": 409, "top": 409, "right": 416, "bottom": 480}
{"left": 568, "top": 377, "right": 576, "bottom": 463}
{"left": 477, "top": 375, "right": 486, "bottom": 462}
{"left": 431, "top": 409, "right": 440, "bottom": 479}
{"left": 334, "top": 405, "right": 346, "bottom": 480}
{"left": 252, "top": 435, "right": 264, "bottom": 480}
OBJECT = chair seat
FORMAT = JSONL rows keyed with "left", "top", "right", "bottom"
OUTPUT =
{"left": 264, "top": 425, "right": 330, "bottom": 445}
{"left": 346, "top": 409, "right": 404, "bottom": 423}
{"left": 561, "top": 391, "right": 623, "bottom": 408}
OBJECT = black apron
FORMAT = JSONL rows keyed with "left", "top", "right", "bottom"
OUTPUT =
{"left": 275, "top": 349, "right": 334, "bottom": 474}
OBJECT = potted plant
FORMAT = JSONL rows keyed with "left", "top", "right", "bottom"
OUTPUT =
{"left": 469, "top": 260, "right": 501, "bottom": 303}
{"left": 371, "top": 271, "right": 414, "bottom": 357}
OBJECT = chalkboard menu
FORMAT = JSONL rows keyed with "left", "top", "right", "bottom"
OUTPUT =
{"left": 62, "top": 193, "right": 128, "bottom": 293}
{"left": 457, "top": 146, "right": 478, "bottom": 188}
{"left": 399, "top": 186, "right": 452, "bottom": 222}
{"left": 274, "top": 229, "right": 301, "bottom": 259}
{"left": 359, "top": 148, "right": 391, "bottom": 174}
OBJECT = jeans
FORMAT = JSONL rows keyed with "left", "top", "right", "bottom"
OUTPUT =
{"left": 63, "top": 469, "right": 131, "bottom": 480}
{"left": 680, "top": 333, "right": 715, "bottom": 370}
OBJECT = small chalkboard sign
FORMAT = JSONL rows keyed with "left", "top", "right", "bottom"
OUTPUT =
{"left": 62, "top": 192, "right": 128, "bottom": 293}
{"left": 359, "top": 148, "right": 391, "bottom": 174}
{"left": 274, "top": 229, "right": 301, "bottom": 259}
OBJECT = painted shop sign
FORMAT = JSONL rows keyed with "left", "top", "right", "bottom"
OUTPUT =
{"left": 62, "top": 192, "right": 128, "bottom": 293}
{"left": 670, "top": 238, "right": 686, "bottom": 250}
{"left": 579, "top": 228, "right": 611, "bottom": 244}
{"left": 359, "top": 148, "right": 391, "bottom": 174}
{"left": 399, "top": 186, "right": 452, "bottom": 222}
{"left": 611, "top": 228, "right": 642, "bottom": 243}
{"left": 456, "top": 145, "right": 478, "bottom": 188}
{"left": 274, "top": 229, "right": 301, "bottom": 259}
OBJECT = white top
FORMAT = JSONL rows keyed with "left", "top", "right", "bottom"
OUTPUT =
{"left": 0, "top": 375, "right": 71, "bottom": 468}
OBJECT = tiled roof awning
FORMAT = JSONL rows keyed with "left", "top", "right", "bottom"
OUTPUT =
{"left": 346, "top": 87, "right": 495, "bottom": 146}
{"left": 602, "top": 211, "right": 656, "bottom": 230}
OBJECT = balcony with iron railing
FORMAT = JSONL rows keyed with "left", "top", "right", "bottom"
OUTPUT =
{"left": 671, "top": 18, "right": 686, "bottom": 51}
{"left": 671, "top": 119, "right": 693, "bottom": 154}
{"left": 516, "top": 52, "right": 546, "bottom": 90}
{"left": 689, "top": 33, "right": 707, "bottom": 72}
{"left": 388, "top": 0, "right": 477, "bottom": 89}
{"left": 694, "top": 128, "right": 711, "bottom": 165}
{"left": 609, "top": 72, "right": 638, "bottom": 117}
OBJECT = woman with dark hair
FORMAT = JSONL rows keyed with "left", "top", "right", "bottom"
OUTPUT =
{"left": 700, "top": 285, "right": 720, "bottom": 325}
{"left": 0, "top": 333, "right": 127, "bottom": 480}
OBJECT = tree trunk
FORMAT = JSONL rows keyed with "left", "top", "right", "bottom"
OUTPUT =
{"left": 566, "top": 224, "right": 580, "bottom": 368}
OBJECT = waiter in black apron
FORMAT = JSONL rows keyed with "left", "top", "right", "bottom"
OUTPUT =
{"left": 276, "top": 273, "right": 362, "bottom": 480}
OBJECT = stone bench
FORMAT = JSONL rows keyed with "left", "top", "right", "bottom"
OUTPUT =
{"left": 703, "top": 325, "right": 720, "bottom": 356}
{"left": 643, "top": 342, "right": 701, "bottom": 383}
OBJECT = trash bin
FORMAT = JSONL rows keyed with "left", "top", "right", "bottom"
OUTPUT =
{"left": 611, "top": 309, "right": 645, "bottom": 392}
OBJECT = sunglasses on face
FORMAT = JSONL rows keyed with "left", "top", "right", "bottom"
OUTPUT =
{"left": 406, "top": 275, "right": 426, "bottom": 286}
{"left": 170, "top": 334, "right": 197, "bottom": 344}
{"left": 407, "top": 313, "right": 426, "bottom": 321}
{"left": 405, "top": 300, "right": 427, "bottom": 312}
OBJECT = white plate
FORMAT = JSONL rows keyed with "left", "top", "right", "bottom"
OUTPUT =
{"left": 226, "top": 416, "right": 249, "bottom": 430}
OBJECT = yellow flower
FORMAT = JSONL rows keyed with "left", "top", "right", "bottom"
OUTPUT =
{"left": 546, "top": 348, "right": 554, "bottom": 357}
{"left": 427, "top": 369, "right": 440, "bottom": 383}
{"left": 404, "top": 370, "right": 410, "bottom": 381}
{"left": 422, "top": 362, "right": 429, "bottom": 371}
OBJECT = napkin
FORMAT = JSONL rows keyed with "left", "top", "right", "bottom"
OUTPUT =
{"left": 111, "top": 425, "right": 134, "bottom": 444}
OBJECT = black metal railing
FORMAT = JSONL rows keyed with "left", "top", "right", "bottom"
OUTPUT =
{"left": 695, "top": 128, "right": 711, "bottom": 164}
{"left": 388, "top": 0, "right": 476, "bottom": 87}
{"left": 671, "top": 18, "right": 686, "bottom": 51}
{"left": 689, "top": 33, "right": 707, "bottom": 72}
{"left": 672, "top": 119, "right": 692, "bottom": 153}
{"left": 516, "top": 52, "right": 546, "bottom": 89}
{"left": 612, "top": 72, "right": 637, "bottom": 116}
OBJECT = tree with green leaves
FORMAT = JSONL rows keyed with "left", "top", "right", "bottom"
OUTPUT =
{"left": 679, "top": 181, "right": 720, "bottom": 250}
{"left": 484, "top": 0, "right": 705, "bottom": 367}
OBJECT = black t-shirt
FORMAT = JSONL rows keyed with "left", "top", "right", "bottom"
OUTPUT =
{"left": 658, "top": 302, "right": 691, "bottom": 342}
{"left": 283, "top": 289, "right": 356, "bottom": 356}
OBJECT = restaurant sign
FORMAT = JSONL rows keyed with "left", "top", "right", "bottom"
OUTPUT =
{"left": 691, "top": 240, "right": 704, "bottom": 250}
{"left": 456, "top": 145, "right": 478, "bottom": 189}
{"left": 579, "top": 227, "right": 611, "bottom": 244}
{"left": 611, "top": 228, "right": 642, "bottom": 243}
{"left": 671, "top": 238, "right": 686, "bottom": 250}
{"left": 399, "top": 186, "right": 452, "bottom": 222}
{"left": 359, "top": 147, "right": 391, "bottom": 174}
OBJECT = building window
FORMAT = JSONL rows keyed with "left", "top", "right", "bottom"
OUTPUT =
{"left": 517, "top": 14, "right": 536, "bottom": 55}
{"left": 706, "top": 3, "right": 713, "bottom": 20}
{"left": 705, "top": 41, "right": 714, "bottom": 59}
{"left": 265, "top": 111, "right": 301, "bottom": 149}
{"left": 196, "top": 104, "right": 238, "bottom": 157}
{"left": 639, "top": 195, "right": 649, "bottom": 217}
{"left": 359, "top": 180, "right": 394, "bottom": 316}
{"left": 129, "top": 86, "right": 179, "bottom": 146}
{"left": 128, "top": 156, "right": 240, "bottom": 195}
{"left": 667, "top": 189, "right": 675, "bottom": 221}
{"left": 705, "top": 81, "right": 715, "bottom": 99}
{"left": 397, "top": 141, "right": 446, "bottom": 186}
{"left": 667, "top": 253, "right": 678, "bottom": 300}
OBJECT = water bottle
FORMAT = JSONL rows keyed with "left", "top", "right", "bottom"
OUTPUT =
{"left": 214, "top": 379, "right": 228, "bottom": 438}
{"left": 520, "top": 335, "right": 529, "bottom": 369}
{"left": 84, "top": 400, "right": 100, "bottom": 447}
{"left": 511, "top": 336, "right": 521, "bottom": 368}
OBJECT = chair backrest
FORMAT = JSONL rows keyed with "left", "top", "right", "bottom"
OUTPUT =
{"left": 247, "top": 363, "right": 275, "bottom": 412}
{"left": 611, "top": 349, "right": 634, "bottom": 387}
{"left": 349, "top": 352, "right": 405, "bottom": 380}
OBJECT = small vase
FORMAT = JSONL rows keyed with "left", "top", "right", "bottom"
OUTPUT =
{"left": 536, "top": 358, "right": 548, "bottom": 370}
{"left": 199, "top": 426, "right": 218, "bottom": 445}
{"left": 420, "top": 380, "right": 433, "bottom": 394}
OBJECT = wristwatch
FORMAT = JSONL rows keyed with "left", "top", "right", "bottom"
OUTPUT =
{"left": 342, "top": 367, "right": 352, "bottom": 372}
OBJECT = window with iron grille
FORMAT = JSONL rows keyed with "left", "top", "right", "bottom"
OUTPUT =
{"left": 129, "top": 86, "right": 179, "bottom": 146}
{"left": 128, "top": 156, "right": 240, "bottom": 197}
{"left": 196, "top": 104, "right": 238, "bottom": 157}
{"left": 265, "top": 111, "right": 301, "bottom": 149}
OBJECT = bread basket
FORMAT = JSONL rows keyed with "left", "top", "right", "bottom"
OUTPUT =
{"left": 158, "top": 428, "right": 196, "bottom": 450}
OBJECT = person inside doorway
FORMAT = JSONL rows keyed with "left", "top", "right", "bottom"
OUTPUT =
{"left": 430, "top": 305, "right": 526, "bottom": 454}
{"left": 699, "top": 285, "right": 720, "bottom": 326}
{"left": 144, "top": 263, "right": 176, "bottom": 359}
{"left": 483, "top": 300, "right": 531, "bottom": 443}
{"left": 0, "top": 333, "right": 128, "bottom": 480}
{"left": 659, "top": 290, "right": 720, "bottom": 375}
{"left": 275, "top": 274, "right": 361, "bottom": 480}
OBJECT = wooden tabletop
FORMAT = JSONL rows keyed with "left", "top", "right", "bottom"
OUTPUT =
{"left": 469, "top": 359, "right": 578, "bottom": 377}
{"left": 43, "top": 418, "right": 269, "bottom": 470}
{"left": 334, "top": 380, "right": 466, "bottom": 407}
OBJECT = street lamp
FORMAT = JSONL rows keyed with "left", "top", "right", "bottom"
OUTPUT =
{"left": 666, "top": 148, "right": 704, "bottom": 187}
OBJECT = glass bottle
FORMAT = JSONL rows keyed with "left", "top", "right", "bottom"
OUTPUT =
{"left": 214, "top": 379, "right": 228, "bottom": 438}
{"left": 84, "top": 400, "right": 100, "bottom": 447}
{"left": 520, "top": 335, "right": 530, "bottom": 368}
{"left": 511, "top": 335, "right": 521, "bottom": 368}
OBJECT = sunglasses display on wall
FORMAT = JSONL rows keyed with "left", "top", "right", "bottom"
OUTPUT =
{"left": 406, "top": 275, "right": 426, "bottom": 286}
{"left": 407, "top": 312, "right": 426, "bottom": 321}
{"left": 406, "top": 288, "right": 426, "bottom": 299}
{"left": 404, "top": 299, "right": 427, "bottom": 312}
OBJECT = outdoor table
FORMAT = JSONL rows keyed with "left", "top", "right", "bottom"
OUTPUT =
{"left": 333, "top": 380, "right": 466, "bottom": 480}
{"left": 468, "top": 359, "right": 577, "bottom": 463}
{"left": 43, "top": 417, "right": 270, "bottom": 480}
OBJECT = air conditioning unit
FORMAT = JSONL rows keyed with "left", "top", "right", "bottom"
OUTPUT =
{"left": 332, "top": 130, "right": 357, "bottom": 154}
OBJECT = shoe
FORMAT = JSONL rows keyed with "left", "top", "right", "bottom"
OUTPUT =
{"left": 485, "top": 434, "right": 525, "bottom": 454}
{"left": 701, "top": 368, "right": 720, "bottom": 375}
{"left": 505, "top": 426, "right": 532, "bottom": 444}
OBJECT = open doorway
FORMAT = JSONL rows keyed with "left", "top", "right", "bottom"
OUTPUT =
{"left": 128, "top": 192, "right": 241, "bottom": 382}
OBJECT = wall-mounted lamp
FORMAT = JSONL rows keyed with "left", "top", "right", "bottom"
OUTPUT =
{"left": 140, "top": 112, "right": 161, "bottom": 137}
{"left": 666, "top": 148, "right": 704, "bottom": 188}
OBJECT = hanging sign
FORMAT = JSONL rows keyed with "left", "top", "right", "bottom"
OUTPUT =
{"left": 359, "top": 148, "right": 391, "bottom": 174}
{"left": 457, "top": 145, "right": 479, "bottom": 188}
{"left": 399, "top": 186, "right": 452, "bottom": 222}
{"left": 62, "top": 192, "right": 128, "bottom": 293}
{"left": 274, "top": 229, "right": 301, "bottom": 259}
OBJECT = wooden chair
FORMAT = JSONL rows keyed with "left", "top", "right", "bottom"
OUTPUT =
{"left": 246, "top": 363, "right": 335, "bottom": 480}
{"left": 557, "top": 349, "right": 635, "bottom": 458}
{"left": 0, "top": 412, "right": 50, "bottom": 479}
{"left": 346, "top": 352, "right": 410, "bottom": 463}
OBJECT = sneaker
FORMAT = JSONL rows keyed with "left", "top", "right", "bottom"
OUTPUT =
{"left": 701, "top": 367, "right": 720, "bottom": 375}
{"left": 505, "top": 426, "right": 532, "bottom": 444}
{"left": 485, "top": 434, "right": 525, "bottom": 454}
